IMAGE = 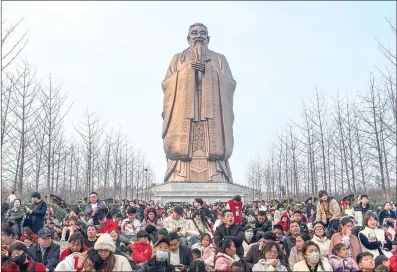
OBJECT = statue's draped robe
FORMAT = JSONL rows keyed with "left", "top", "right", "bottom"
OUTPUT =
{"left": 162, "top": 48, "right": 236, "bottom": 182}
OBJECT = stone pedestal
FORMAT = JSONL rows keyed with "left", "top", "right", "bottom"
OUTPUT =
{"left": 150, "top": 182, "right": 252, "bottom": 203}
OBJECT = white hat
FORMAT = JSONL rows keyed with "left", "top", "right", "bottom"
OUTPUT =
{"left": 94, "top": 233, "right": 116, "bottom": 253}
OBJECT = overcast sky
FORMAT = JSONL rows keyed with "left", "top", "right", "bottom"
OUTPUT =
{"left": 3, "top": 1, "right": 396, "bottom": 185}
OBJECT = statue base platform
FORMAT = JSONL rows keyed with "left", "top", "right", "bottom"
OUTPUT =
{"left": 150, "top": 182, "right": 252, "bottom": 203}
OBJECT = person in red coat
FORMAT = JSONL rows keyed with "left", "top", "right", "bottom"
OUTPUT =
{"left": 96, "top": 212, "right": 118, "bottom": 234}
{"left": 226, "top": 195, "right": 243, "bottom": 225}
{"left": 131, "top": 230, "right": 152, "bottom": 264}
{"left": 19, "top": 227, "right": 38, "bottom": 243}
{"left": 59, "top": 232, "right": 88, "bottom": 262}
{"left": 390, "top": 255, "right": 396, "bottom": 272}
{"left": 2, "top": 241, "right": 46, "bottom": 272}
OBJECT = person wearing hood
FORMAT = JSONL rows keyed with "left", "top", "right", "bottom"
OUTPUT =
{"left": 253, "top": 210, "right": 272, "bottom": 243}
{"left": 276, "top": 213, "right": 290, "bottom": 233}
{"left": 131, "top": 230, "right": 152, "bottom": 264}
{"left": 2, "top": 241, "right": 47, "bottom": 272}
{"left": 191, "top": 233, "right": 216, "bottom": 271}
{"left": 328, "top": 243, "right": 359, "bottom": 272}
{"left": 252, "top": 241, "right": 288, "bottom": 272}
{"left": 311, "top": 222, "right": 330, "bottom": 258}
{"left": 214, "top": 239, "right": 241, "bottom": 271}
{"left": 137, "top": 237, "right": 176, "bottom": 272}
{"left": 93, "top": 233, "right": 132, "bottom": 271}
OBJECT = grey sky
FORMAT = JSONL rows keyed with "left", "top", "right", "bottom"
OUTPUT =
{"left": 3, "top": 1, "right": 396, "bottom": 185}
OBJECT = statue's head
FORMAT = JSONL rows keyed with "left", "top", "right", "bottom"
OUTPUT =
{"left": 187, "top": 23, "right": 210, "bottom": 49}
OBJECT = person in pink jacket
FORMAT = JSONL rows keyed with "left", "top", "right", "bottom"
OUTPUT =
{"left": 191, "top": 233, "right": 216, "bottom": 271}
{"left": 328, "top": 243, "right": 359, "bottom": 272}
{"left": 214, "top": 239, "right": 241, "bottom": 272}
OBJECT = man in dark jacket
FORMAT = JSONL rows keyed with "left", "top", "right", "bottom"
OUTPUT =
{"left": 214, "top": 209, "right": 245, "bottom": 258}
{"left": 25, "top": 192, "right": 47, "bottom": 234}
{"left": 28, "top": 227, "right": 60, "bottom": 271}
{"left": 292, "top": 210, "right": 309, "bottom": 235}
{"left": 85, "top": 192, "right": 109, "bottom": 225}
{"left": 252, "top": 210, "right": 272, "bottom": 242}
{"left": 245, "top": 232, "right": 288, "bottom": 270}
{"left": 168, "top": 232, "right": 192, "bottom": 271}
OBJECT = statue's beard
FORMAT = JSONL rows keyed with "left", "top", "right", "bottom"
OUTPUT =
{"left": 191, "top": 41, "right": 206, "bottom": 60}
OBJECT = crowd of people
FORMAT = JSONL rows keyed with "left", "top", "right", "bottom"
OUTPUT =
{"left": 1, "top": 190, "right": 397, "bottom": 271}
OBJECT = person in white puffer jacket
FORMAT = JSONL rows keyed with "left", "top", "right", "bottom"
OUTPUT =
{"left": 252, "top": 241, "right": 288, "bottom": 272}
{"left": 311, "top": 222, "right": 330, "bottom": 258}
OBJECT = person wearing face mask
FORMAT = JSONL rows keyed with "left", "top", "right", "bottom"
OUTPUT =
{"left": 252, "top": 241, "right": 288, "bottom": 271}
{"left": 292, "top": 241, "right": 333, "bottom": 271}
{"left": 242, "top": 225, "right": 254, "bottom": 257}
{"left": 329, "top": 217, "right": 362, "bottom": 261}
{"left": 2, "top": 241, "right": 47, "bottom": 272}
{"left": 137, "top": 237, "right": 175, "bottom": 272}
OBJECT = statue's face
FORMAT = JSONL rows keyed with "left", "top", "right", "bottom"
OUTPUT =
{"left": 188, "top": 25, "right": 209, "bottom": 47}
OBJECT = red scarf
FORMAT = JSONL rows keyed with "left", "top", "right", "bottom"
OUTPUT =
{"left": 227, "top": 200, "right": 243, "bottom": 224}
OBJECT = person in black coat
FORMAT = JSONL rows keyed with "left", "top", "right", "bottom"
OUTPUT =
{"left": 214, "top": 209, "right": 245, "bottom": 258}
{"left": 168, "top": 232, "right": 193, "bottom": 271}
{"left": 27, "top": 228, "right": 60, "bottom": 271}
{"left": 24, "top": 192, "right": 47, "bottom": 234}
{"left": 252, "top": 210, "right": 272, "bottom": 242}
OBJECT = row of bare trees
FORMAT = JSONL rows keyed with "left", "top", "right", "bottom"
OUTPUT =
{"left": 1, "top": 16, "right": 155, "bottom": 203}
{"left": 246, "top": 19, "right": 397, "bottom": 203}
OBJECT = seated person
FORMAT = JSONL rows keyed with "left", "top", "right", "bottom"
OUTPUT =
{"left": 131, "top": 230, "right": 152, "bottom": 264}
{"left": 121, "top": 207, "right": 141, "bottom": 240}
{"left": 188, "top": 248, "right": 206, "bottom": 272}
{"left": 59, "top": 232, "right": 88, "bottom": 262}
{"left": 356, "top": 252, "right": 375, "bottom": 272}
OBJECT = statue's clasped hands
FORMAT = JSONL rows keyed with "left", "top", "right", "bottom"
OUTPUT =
{"left": 191, "top": 59, "right": 205, "bottom": 73}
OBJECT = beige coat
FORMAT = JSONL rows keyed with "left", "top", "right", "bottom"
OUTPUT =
{"left": 292, "top": 259, "right": 333, "bottom": 272}
{"left": 185, "top": 219, "right": 213, "bottom": 238}
{"left": 162, "top": 215, "right": 187, "bottom": 236}
{"left": 315, "top": 199, "right": 341, "bottom": 224}
{"left": 288, "top": 247, "right": 304, "bottom": 271}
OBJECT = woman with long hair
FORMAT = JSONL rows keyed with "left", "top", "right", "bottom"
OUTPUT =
{"left": 214, "top": 239, "right": 241, "bottom": 272}
{"left": 191, "top": 233, "right": 216, "bottom": 271}
{"left": 93, "top": 233, "right": 132, "bottom": 271}
{"left": 185, "top": 210, "right": 213, "bottom": 245}
{"left": 253, "top": 241, "right": 288, "bottom": 271}
{"left": 19, "top": 227, "right": 38, "bottom": 243}
{"left": 293, "top": 241, "right": 333, "bottom": 271}
{"left": 315, "top": 190, "right": 341, "bottom": 230}
{"left": 358, "top": 212, "right": 393, "bottom": 258}
{"left": 141, "top": 208, "right": 163, "bottom": 243}
{"left": 329, "top": 217, "right": 361, "bottom": 261}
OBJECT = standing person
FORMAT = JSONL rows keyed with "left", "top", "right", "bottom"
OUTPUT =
{"left": 226, "top": 195, "right": 243, "bottom": 225}
{"left": 5, "top": 199, "right": 25, "bottom": 235}
{"left": 6, "top": 191, "right": 16, "bottom": 207}
{"left": 24, "top": 192, "right": 47, "bottom": 234}
{"left": 85, "top": 192, "right": 109, "bottom": 225}
{"left": 214, "top": 210, "right": 245, "bottom": 258}
{"left": 27, "top": 228, "right": 60, "bottom": 272}
{"left": 315, "top": 190, "right": 341, "bottom": 232}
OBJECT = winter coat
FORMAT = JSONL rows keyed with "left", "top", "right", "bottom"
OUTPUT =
{"left": 315, "top": 199, "right": 341, "bottom": 224}
{"left": 25, "top": 200, "right": 47, "bottom": 234}
{"left": 185, "top": 219, "right": 213, "bottom": 238}
{"left": 191, "top": 243, "right": 216, "bottom": 270}
{"left": 253, "top": 218, "right": 272, "bottom": 242}
{"left": 162, "top": 215, "right": 186, "bottom": 235}
{"left": 276, "top": 215, "right": 290, "bottom": 232}
{"left": 329, "top": 233, "right": 361, "bottom": 261}
{"left": 1, "top": 258, "right": 46, "bottom": 272}
{"left": 252, "top": 259, "right": 288, "bottom": 272}
{"left": 358, "top": 227, "right": 392, "bottom": 258}
{"left": 5, "top": 207, "right": 25, "bottom": 225}
{"left": 131, "top": 242, "right": 152, "bottom": 263}
{"left": 54, "top": 253, "right": 81, "bottom": 271}
{"left": 141, "top": 219, "right": 163, "bottom": 231}
{"left": 59, "top": 245, "right": 88, "bottom": 262}
{"left": 311, "top": 235, "right": 330, "bottom": 258}
{"left": 328, "top": 255, "right": 359, "bottom": 272}
{"left": 214, "top": 223, "right": 245, "bottom": 258}
{"left": 292, "top": 259, "right": 333, "bottom": 272}
{"left": 27, "top": 242, "right": 60, "bottom": 271}
{"left": 214, "top": 252, "right": 240, "bottom": 272}
{"left": 137, "top": 257, "right": 175, "bottom": 272}
{"left": 288, "top": 247, "right": 304, "bottom": 270}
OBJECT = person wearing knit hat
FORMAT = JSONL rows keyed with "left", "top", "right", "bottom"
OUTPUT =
{"left": 311, "top": 222, "right": 330, "bottom": 258}
{"left": 93, "top": 233, "right": 132, "bottom": 271}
